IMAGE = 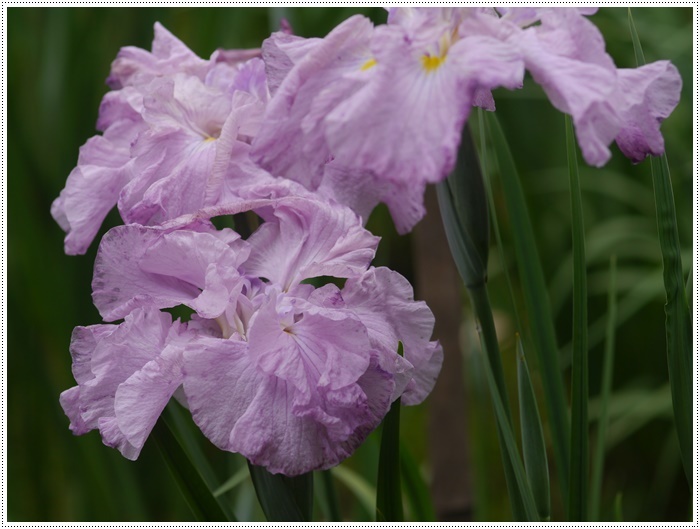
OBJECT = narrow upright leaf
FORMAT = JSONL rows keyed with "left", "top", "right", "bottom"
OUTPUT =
{"left": 485, "top": 112, "right": 571, "bottom": 499}
{"left": 248, "top": 462, "right": 313, "bottom": 522}
{"left": 517, "top": 337, "right": 551, "bottom": 521}
{"left": 319, "top": 470, "right": 342, "bottom": 522}
{"left": 476, "top": 332, "right": 541, "bottom": 522}
{"left": 590, "top": 255, "right": 618, "bottom": 521}
{"left": 153, "top": 415, "right": 232, "bottom": 522}
{"left": 566, "top": 115, "right": 589, "bottom": 522}
{"left": 400, "top": 442, "right": 437, "bottom": 522}
{"left": 376, "top": 343, "right": 404, "bottom": 522}
{"left": 629, "top": 8, "right": 692, "bottom": 486}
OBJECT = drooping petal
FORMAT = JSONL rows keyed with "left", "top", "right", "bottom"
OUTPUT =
{"left": 113, "top": 342, "right": 186, "bottom": 452}
{"left": 342, "top": 267, "right": 443, "bottom": 404}
{"left": 59, "top": 308, "right": 186, "bottom": 459}
{"left": 184, "top": 334, "right": 393, "bottom": 476}
{"left": 614, "top": 61, "right": 682, "bottom": 163}
{"left": 93, "top": 226, "right": 247, "bottom": 321}
{"left": 513, "top": 9, "right": 621, "bottom": 166}
{"left": 51, "top": 113, "right": 145, "bottom": 255}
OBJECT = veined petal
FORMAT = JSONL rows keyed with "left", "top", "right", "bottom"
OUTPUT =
{"left": 113, "top": 341, "right": 186, "bottom": 451}
{"left": 60, "top": 308, "right": 185, "bottom": 459}
{"left": 261, "top": 32, "right": 321, "bottom": 95}
{"left": 342, "top": 267, "right": 443, "bottom": 404}
{"left": 252, "top": 15, "right": 375, "bottom": 189}
{"left": 51, "top": 127, "right": 141, "bottom": 255}
{"left": 244, "top": 193, "right": 379, "bottom": 290}
{"left": 93, "top": 226, "right": 247, "bottom": 321}
{"left": 614, "top": 61, "right": 682, "bottom": 163}
{"left": 247, "top": 292, "right": 370, "bottom": 395}
{"left": 184, "top": 335, "right": 393, "bottom": 476}
{"left": 107, "top": 22, "right": 210, "bottom": 89}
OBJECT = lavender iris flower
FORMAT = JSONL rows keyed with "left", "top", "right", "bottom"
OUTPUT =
{"left": 61, "top": 183, "right": 443, "bottom": 474}
{"left": 51, "top": 23, "right": 271, "bottom": 255}
{"left": 252, "top": 7, "right": 681, "bottom": 233}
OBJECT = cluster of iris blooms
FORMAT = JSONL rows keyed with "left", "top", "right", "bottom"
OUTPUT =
{"left": 54, "top": 8, "right": 680, "bottom": 477}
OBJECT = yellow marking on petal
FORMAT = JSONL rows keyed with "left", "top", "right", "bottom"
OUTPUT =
{"left": 421, "top": 54, "right": 446, "bottom": 73}
{"left": 203, "top": 136, "right": 217, "bottom": 142}
{"left": 360, "top": 58, "right": 377, "bottom": 71}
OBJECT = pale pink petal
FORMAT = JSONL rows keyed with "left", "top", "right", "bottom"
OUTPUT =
{"left": 614, "top": 61, "right": 682, "bottom": 162}
{"left": 184, "top": 335, "right": 393, "bottom": 476}
{"left": 342, "top": 267, "right": 443, "bottom": 404}
{"left": 107, "top": 22, "right": 210, "bottom": 89}
{"left": 252, "top": 15, "right": 374, "bottom": 189}
{"left": 93, "top": 226, "right": 247, "bottom": 321}
{"left": 244, "top": 194, "right": 379, "bottom": 290}
{"left": 60, "top": 309, "right": 185, "bottom": 459}
{"left": 247, "top": 293, "right": 370, "bottom": 394}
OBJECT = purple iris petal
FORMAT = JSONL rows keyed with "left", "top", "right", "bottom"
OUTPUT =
{"left": 60, "top": 308, "right": 188, "bottom": 460}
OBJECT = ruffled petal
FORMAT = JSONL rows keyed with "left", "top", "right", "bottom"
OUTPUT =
{"left": 614, "top": 61, "right": 682, "bottom": 163}
{"left": 51, "top": 115, "right": 144, "bottom": 255}
{"left": 247, "top": 292, "right": 370, "bottom": 394}
{"left": 184, "top": 335, "right": 393, "bottom": 476}
{"left": 59, "top": 309, "right": 185, "bottom": 459}
{"left": 342, "top": 267, "right": 443, "bottom": 404}
{"left": 242, "top": 193, "right": 379, "bottom": 290}
{"left": 93, "top": 226, "right": 247, "bottom": 321}
{"left": 252, "top": 15, "right": 374, "bottom": 190}
{"left": 113, "top": 342, "right": 186, "bottom": 452}
{"left": 107, "top": 22, "right": 210, "bottom": 89}
{"left": 261, "top": 31, "right": 321, "bottom": 95}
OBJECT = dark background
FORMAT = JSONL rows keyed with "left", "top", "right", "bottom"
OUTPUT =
{"left": 7, "top": 7, "right": 693, "bottom": 521}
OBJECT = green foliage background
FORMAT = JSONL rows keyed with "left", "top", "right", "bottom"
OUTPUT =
{"left": 7, "top": 7, "right": 693, "bottom": 522}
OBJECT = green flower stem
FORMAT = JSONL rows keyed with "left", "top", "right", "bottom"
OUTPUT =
{"left": 590, "top": 255, "right": 618, "bottom": 521}
{"left": 320, "top": 471, "right": 341, "bottom": 522}
{"left": 629, "top": 8, "right": 693, "bottom": 486}
{"left": 566, "top": 115, "right": 589, "bottom": 522}
{"left": 376, "top": 344, "right": 404, "bottom": 522}
{"left": 468, "top": 284, "right": 538, "bottom": 521}
{"left": 485, "top": 112, "right": 571, "bottom": 502}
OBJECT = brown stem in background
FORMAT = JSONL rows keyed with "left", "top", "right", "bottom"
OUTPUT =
{"left": 412, "top": 185, "right": 474, "bottom": 522}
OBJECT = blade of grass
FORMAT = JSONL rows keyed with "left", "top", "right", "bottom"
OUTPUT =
{"left": 468, "top": 285, "right": 530, "bottom": 521}
{"left": 516, "top": 336, "right": 551, "bottom": 521}
{"left": 376, "top": 343, "right": 404, "bottom": 522}
{"left": 165, "top": 401, "right": 219, "bottom": 490}
{"left": 400, "top": 442, "right": 437, "bottom": 522}
{"left": 248, "top": 462, "right": 313, "bottom": 522}
{"left": 590, "top": 255, "right": 618, "bottom": 521}
{"left": 476, "top": 330, "right": 541, "bottom": 522}
{"left": 214, "top": 466, "right": 249, "bottom": 498}
{"left": 484, "top": 112, "right": 570, "bottom": 500}
{"left": 319, "top": 470, "right": 341, "bottom": 522}
{"left": 152, "top": 415, "right": 232, "bottom": 522}
{"left": 629, "top": 8, "right": 693, "bottom": 486}
{"left": 614, "top": 493, "right": 624, "bottom": 522}
{"left": 331, "top": 465, "right": 375, "bottom": 518}
{"left": 565, "top": 115, "right": 589, "bottom": 522}
{"left": 477, "top": 109, "right": 523, "bottom": 333}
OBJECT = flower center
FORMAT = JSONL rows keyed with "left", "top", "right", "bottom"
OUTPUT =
{"left": 421, "top": 54, "right": 446, "bottom": 72}
{"left": 360, "top": 58, "right": 377, "bottom": 71}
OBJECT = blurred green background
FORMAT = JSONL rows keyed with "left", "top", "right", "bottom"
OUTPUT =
{"left": 8, "top": 7, "right": 693, "bottom": 522}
